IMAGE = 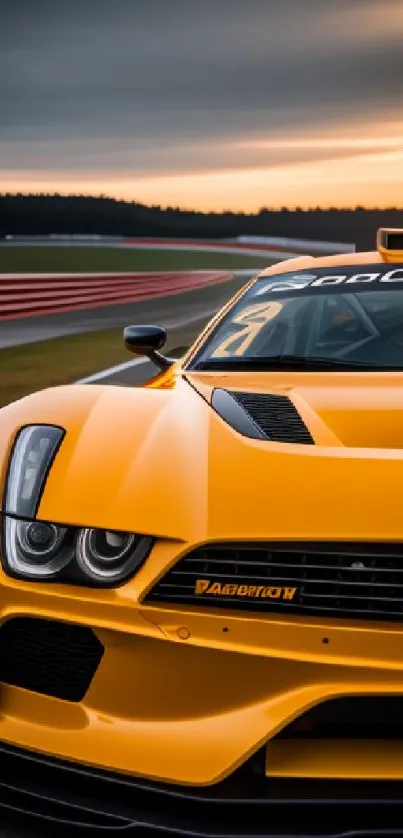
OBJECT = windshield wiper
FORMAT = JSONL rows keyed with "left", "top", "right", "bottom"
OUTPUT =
{"left": 192, "top": 355, "right": 380, "bottom": 371}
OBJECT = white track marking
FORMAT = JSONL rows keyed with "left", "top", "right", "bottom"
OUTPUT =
{"left": 73, "top": 293, "right": 247, "bottom": 385}
{"left": 73, "top": 268, "right": 265, "bottom": 385}
{"left": 76, "top": 357, "right": 148, "bottom": 384}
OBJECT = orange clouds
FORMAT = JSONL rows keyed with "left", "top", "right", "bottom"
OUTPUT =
{"left": 3, "top": 116, "right": 403, "bottom": 211}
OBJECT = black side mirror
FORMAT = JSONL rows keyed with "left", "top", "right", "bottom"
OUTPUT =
{"left": 123, "top": 325, "right": 175, "bottom": 370}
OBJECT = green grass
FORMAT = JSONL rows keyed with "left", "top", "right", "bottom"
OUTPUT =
{"left": 0, "top": 322, "right": 203, "bottom": 408}
{"left": 0, "top": 246, "right": 270, "bottom": 274}
{"left": 0, "top": 329, "right": 127, "bottom": 407}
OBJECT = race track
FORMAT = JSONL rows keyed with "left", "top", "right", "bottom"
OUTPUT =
{"left": 0, "top": 271, "right": 251, "bottom": 350}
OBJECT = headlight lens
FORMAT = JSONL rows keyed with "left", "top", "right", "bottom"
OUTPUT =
{"left": 76, "top": 529, "right": 140, "bottom": 582}
{"left": 5, "top": 425, "right": 64, "bottom": 517}
{"left": 4, "top": 517, "right": 72, "bottom": 578}
{"left": 2, "top": 516, "right": 152, "bottom": 586}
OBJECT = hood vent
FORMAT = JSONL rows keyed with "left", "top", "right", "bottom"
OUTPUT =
{"left": 212, "top": 389, "right": 314, "bottom": 444}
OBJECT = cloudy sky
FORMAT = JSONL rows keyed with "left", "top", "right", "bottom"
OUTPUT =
{"left": 1, "top": 0, "right": 403, "bottom": 210}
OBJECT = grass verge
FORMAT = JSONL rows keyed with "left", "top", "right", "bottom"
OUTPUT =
{"left": 0, "top": 328, "right": 127, "bottom": 407}
{"left": 0, "top": 323, "right": 203, "bottom": 408}
{"left": 0, "top": 246, "right": 269, "bottom": 273}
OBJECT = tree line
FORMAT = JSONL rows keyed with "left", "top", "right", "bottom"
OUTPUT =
{"left": 1, "top": 193, "right": 403, "bottom": 249}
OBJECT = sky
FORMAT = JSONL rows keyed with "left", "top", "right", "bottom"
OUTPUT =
{"left": 1, "top": 0, "right": 403, "bottom": 211}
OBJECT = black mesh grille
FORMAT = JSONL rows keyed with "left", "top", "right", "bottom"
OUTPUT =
{"left": 0, "top": 617, "right": 104, "bottom": 702}
{"left": 230, "top": 392, "right": 314, "bottom": 444}
{"left": 146, "top": 541, "right": 403, "bottom": 622}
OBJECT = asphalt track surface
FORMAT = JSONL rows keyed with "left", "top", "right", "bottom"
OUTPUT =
{"left": 0, "top": 271, "right": 252, "bottom": 349}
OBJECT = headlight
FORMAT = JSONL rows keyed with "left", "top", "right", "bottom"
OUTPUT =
{"left": 2, "top": 517, "right": 153, "bottom": 586}
{"left": 5, "top": 425, "right": 64, "bottom": 517}
{"left": 76, "top": 529, "right": 139, "bottom": 582}
{"left": 2, "top": 424, "right": 153, "bottom": 586}
{"left": 4, "top": 517, "right": 72, "bottom": 578}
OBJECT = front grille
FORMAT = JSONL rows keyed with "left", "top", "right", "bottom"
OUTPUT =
{"left": 230, "top": 392, "right": 314, "bottom": 444}
{"left": 146, "top": 541, "right": 403, "bottom": 622}
{"left": 0, "top": 617, "right": 104, "bottom": 702}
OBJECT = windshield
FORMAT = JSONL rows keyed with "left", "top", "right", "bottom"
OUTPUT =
{"left": 188, "top": 263, "right": 403, "bottom": 371}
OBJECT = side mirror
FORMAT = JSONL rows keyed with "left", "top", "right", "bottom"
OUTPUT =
{"left": 123, "top": 325, "right": 176, "bottom": 370}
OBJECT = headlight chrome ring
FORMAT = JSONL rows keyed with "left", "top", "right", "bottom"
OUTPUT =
{"left": 19, "top": 521, "right": 67, "bottom": 558}
{"left": 4, "top": 517, "right": 72, "bottom": 578}
{"left": 76, "top": 528, "right": 140, "bottom": 582}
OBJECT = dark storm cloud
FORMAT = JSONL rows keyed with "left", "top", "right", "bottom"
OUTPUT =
{"left": 1, "top": 0, "right": 402, "bottom": 174}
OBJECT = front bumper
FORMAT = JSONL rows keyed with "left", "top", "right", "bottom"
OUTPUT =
{"left": 2, "top": 539, "right": 403, "bottom": 835}
{"left": 3, "top": 609, "right": 403, "bottom": 786}
{"left": 3, "top": 548, "right": 403, "bottom": 785}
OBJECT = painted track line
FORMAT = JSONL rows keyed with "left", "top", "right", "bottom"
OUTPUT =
{"left": 76, "top": 357, "right": 148, "bottom": 384}
{"left": 74, "top": 303, "right": 223, "bottom": 384}
{"left": 73, "top": 269, "right": 267, "bottom": 386}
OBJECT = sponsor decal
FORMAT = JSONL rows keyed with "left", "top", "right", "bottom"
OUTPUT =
{"left": 194, "top": 579, "right": 297, "bottom": 600}
{"left": 255, "top": 266, "right": 403, "bottom": 296}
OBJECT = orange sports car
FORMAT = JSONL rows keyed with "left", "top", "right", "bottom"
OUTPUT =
{"left": 1, "top": 228, "right": 403, "bottom": 836}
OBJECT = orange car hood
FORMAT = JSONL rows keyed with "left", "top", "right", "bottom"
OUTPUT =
{"left": 1, "top": 373, "right": 403, "bottom": 544}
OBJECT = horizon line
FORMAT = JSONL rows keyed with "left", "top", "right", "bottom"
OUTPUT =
{"left": 1, "top": 192, "right": 403, "bottom": 214}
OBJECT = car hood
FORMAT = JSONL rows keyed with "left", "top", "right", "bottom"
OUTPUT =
{"left": 186, "top": 369, "right": 403, "bottom": 449}
{"left": 1, "top": 373, "right": 403, "bottom": 543}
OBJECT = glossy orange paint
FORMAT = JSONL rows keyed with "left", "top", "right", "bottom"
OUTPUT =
{"left": 2, "top": 243, "right": 403, "bottom": 783}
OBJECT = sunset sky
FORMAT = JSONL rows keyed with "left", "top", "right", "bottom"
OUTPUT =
{"left": 2, "top": 0, "right": 403, "bottom": 211}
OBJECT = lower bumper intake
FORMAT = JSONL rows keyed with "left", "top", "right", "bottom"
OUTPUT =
{"left": 1, "top": 740, "right": 403, "bottom": 836}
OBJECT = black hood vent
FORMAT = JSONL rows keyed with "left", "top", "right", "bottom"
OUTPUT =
{"left": 212, "top": 389, "right": 314, "bottom": 444}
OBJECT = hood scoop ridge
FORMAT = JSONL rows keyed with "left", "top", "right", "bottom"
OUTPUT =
{"left": 211, "top": 389, "right": 314, "bottom": 444}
